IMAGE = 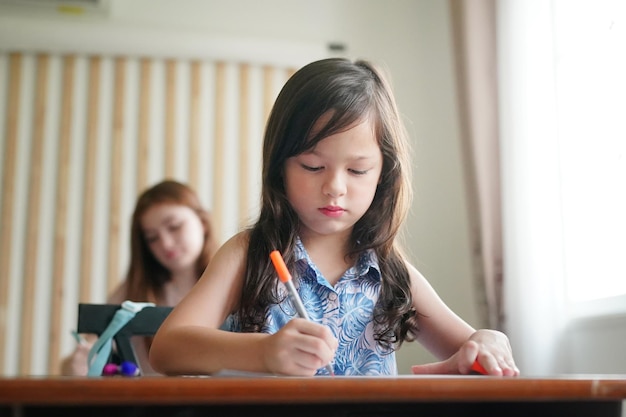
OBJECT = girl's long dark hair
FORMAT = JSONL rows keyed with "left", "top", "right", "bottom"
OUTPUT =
{"left": 239, "top": 58, "right": 418, "bottom": 349}
{"left": 124, "top": 180, "right": 217, "bottom": 304}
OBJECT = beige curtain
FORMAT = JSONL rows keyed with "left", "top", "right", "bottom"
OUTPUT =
{"left": 449, "top": 0, "right": 504, "bottom": 330}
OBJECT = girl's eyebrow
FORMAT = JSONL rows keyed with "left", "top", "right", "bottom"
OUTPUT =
{"left": 301, "top": 149, "right": 377, "bottom": 161}
{"left": 161, "top": 214, "right": 176, "bottom": 223}
{"left": 142, "top": 214, "right": 178, "bottom": 234}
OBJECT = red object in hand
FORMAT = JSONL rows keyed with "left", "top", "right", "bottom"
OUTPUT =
{"left": 470, "top": 360, "right": 488, "bottom": 375}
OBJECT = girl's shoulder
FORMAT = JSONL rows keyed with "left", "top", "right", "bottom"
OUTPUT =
{"left": 226, "top": 230, "right": 250, "bottom": 248}
{"left": 212, "top": 230, "right": 250, "bottom": 262}
{"left": 198, "top": 231, "right": 250, "bottom": 292}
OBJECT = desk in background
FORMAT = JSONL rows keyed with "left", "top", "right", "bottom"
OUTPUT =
{"left": 1, "top": 375, "right": 625, "bottom": 417}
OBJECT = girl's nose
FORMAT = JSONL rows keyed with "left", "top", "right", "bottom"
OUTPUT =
{"left": 158, "top": 233, "right": 175, "bottom": 250}
{"left": 323, "top": 171, "right": 347, "bottom": 198}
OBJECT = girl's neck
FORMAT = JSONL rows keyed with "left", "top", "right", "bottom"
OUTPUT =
{"left": 162, "top": 267, "right": 198, "bottom": 306}
{"left": 300, "top": 232, "right": 354, "bottom": 287}
{"left": 299, "top": 228, "right": 351, "bottom": 253}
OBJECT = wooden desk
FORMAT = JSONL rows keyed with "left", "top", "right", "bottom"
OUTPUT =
{"left": 1, "top": 375, "right": 625, "bottom": 417}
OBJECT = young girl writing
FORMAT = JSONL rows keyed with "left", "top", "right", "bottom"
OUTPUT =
{"left": 149, "top": 58, "right": 519, "bottom": 377}
{"left": 61, "top": 180, "right": 217, "bottom": 375}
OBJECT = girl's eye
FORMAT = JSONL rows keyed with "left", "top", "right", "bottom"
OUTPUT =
{"left": 145, "top": 235, "right": 159, "bottom": 244}
{"left": 168, "top": 222, "right": 183, "bottom": 232}
{"left": 301, "top": 164, "right": 322, "bottom": 172}
{"left": 349, "top": 169, "right": 369, "bottom": 175}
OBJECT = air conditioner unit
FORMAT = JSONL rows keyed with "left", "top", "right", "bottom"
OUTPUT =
{"left": 0, "top": 0, "right": 110, "bottom": 17}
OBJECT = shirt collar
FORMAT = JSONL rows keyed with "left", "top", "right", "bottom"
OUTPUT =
{"left": 294, "top": 237, "right": 381, "bottom": 282}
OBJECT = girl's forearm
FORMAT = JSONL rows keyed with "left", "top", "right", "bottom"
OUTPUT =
{"left": 150, "top": 327, "right": 268, "bottom": 376}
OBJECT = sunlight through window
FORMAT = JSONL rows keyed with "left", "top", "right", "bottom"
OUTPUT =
{"left": 554, "top": 0, "right": 626, "bottom": 303}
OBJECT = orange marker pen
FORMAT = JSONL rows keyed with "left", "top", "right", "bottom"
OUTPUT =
{"left": 470, "top": 359, "right": 488, "bottom": 375}
{"left": 270, "top": 250, "right": 335, "bottom": 376}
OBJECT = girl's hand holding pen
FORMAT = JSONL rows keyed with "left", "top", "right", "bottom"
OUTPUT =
{"left": 268, "top": 250, "right": 337, "bottom": 376}
{"left": 262, "top": 318, "right": 337, "bottom": 376}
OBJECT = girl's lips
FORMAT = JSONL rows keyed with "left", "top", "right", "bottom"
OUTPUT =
{"left": 163, "top": 251, "right": 179, "bottom": 260}
{"left": 319, "top": 206, "right": 345, "bottom": 218}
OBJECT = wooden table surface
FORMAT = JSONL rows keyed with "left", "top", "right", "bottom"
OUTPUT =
{"left": 1, "top": 375, "right": 626, "bottom": 405}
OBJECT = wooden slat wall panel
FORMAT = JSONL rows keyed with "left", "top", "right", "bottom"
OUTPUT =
{"left": 188, "top": 61, "right": 201, "bottom": 191}
{"left": 137, "top": 58, "right": 151, "bottom": 194}
{"left": 19, "top": 54, "right": 49, "bottom": 375}
{"left": 164, "top": 59, "right": 176, "bottom": 179}
{"left": 0, "top": 52, "right": 297, "bottom": 376}
{"left": 263, "top": 66, "right": 275, "bottom": 123}
{"left": 212, "top": 62, "right": 226, "bottom": 241}
{"left": 47, "top": 55, "right": 76, "bottom": 375}
{"left": 238, "top": 64, "right": 250, "bottom": 228}
{"left": 79, "top": 57, "right": 101, "bottom": 304}
{"left": 0, "top": 53, "right": 22, "bottom": 375}
{"left": 107, "top": 58, "right": 126, "bottom": 295}
{"left": 107, "top": 58, "right": 126, "bottom": 300}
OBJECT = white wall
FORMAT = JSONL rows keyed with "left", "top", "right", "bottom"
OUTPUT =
{"left": 1, "top": 0, "right": 478, "bottom": 374}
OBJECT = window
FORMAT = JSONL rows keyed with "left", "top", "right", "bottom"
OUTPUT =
{"left": 554, "top": 0, "right": 626, "bottom": 307}
{"left": 498, "top": 0, "right": 626, "bottom": 375}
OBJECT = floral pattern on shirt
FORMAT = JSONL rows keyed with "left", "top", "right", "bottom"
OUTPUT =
{"left": 264, "top": 239, "right": 397, "bottom": 376}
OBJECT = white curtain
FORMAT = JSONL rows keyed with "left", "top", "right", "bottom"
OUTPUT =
{"left": 497, "top": 0, "right": 568, "bottom": 376}
{"left": 499, "top": 0, "right": 626, "bottom": 377}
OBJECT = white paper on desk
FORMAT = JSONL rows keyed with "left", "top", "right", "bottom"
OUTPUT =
{"left": 211, "top": 369, "right": 276, "bottom": 377}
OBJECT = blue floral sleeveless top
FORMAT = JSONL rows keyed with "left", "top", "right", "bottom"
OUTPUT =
{"left": 263, "top": 239, "right": 397, "bottom": 376}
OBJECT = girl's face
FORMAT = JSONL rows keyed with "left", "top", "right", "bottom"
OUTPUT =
{"left": 284, "top": 116, "right": 383, "bottom": 241}
{"left": 140, "top": 203, "right": 205, "bottom": 274}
